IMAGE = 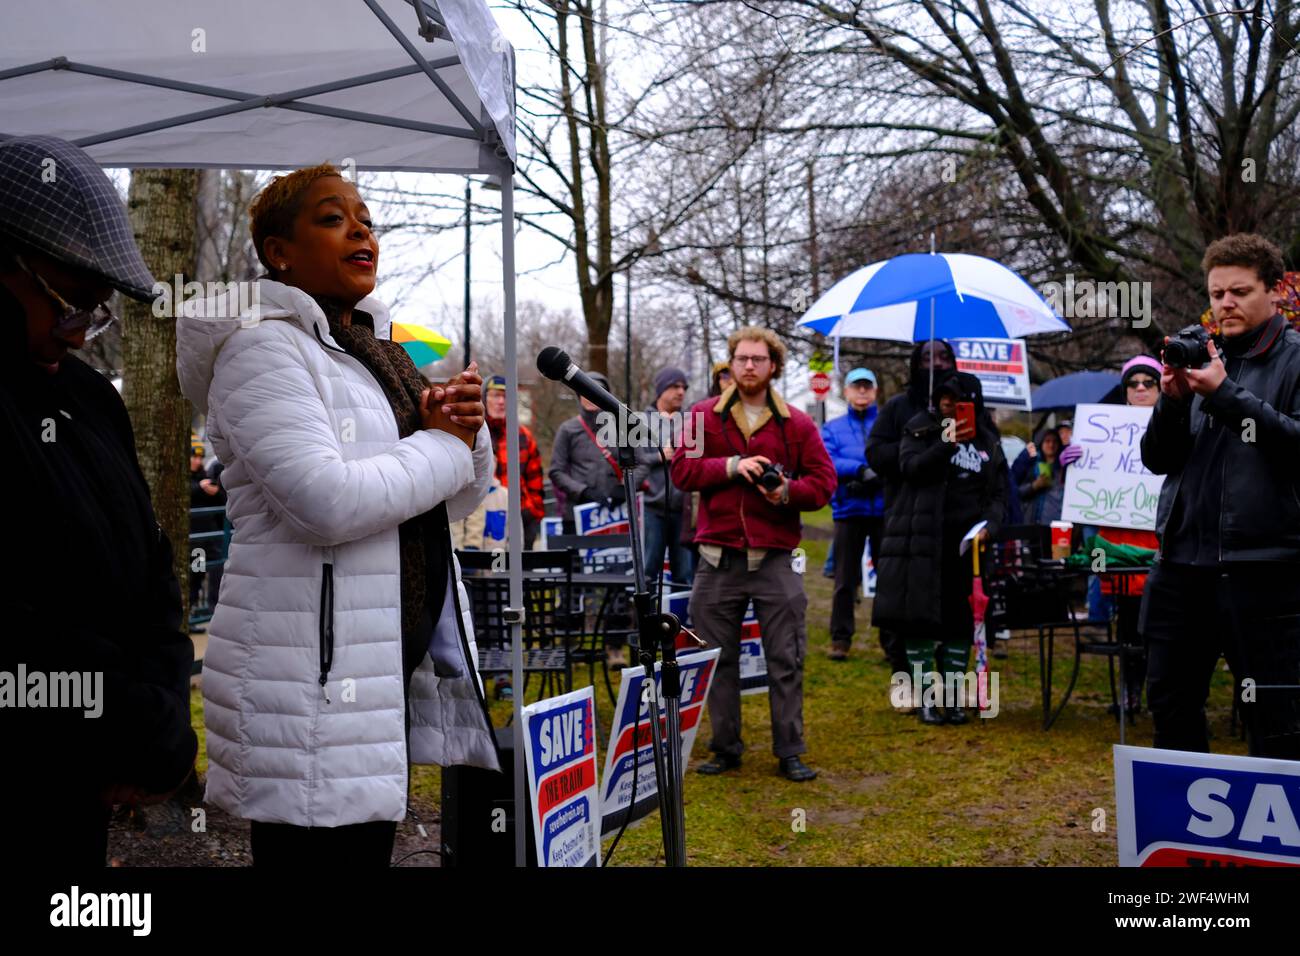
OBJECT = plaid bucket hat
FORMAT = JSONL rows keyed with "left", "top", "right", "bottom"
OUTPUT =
{"left": 0, "top": 135, "right": 157, "bottom": 302}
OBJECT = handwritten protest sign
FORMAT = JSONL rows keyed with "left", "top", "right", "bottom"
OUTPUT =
{"left": 1061, "top": 403, "right": 1165, "bottom": 530}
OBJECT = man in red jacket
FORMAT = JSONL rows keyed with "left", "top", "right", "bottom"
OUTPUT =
{"left": 672, "top": 327, "right": 837, "bottom": 781}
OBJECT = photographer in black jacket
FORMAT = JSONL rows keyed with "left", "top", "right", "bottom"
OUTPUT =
{"left": 1140, "top": 233, "right": 1300, "bottom": 759}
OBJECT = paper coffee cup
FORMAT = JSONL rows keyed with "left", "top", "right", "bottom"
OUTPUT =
{"left": 1050, "top": 521, "right": 1073, "bottom": 560}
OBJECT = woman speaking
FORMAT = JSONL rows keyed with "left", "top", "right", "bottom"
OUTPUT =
{"left": 177, "top": 164, "right": 497, "bottom": 866}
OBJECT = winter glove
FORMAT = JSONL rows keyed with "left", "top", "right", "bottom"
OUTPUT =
{"left": 1059, "top": 443, "right": 1083, "bottom": 466}
{"left": 844, "top": 464, "right": 882, "bottom": 497}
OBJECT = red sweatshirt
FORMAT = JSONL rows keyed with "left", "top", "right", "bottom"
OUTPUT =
{"left": 671, "top": 385, "right": 837, "bottom": 551}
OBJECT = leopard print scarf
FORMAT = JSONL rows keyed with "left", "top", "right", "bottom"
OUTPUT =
{"left": 321, "top": 300, "right": 449, "bottom": 670}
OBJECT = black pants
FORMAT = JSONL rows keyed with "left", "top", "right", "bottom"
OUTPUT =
{"left": 831, "top": 515, "right": 905, "bottom": 667}
{"left": 250, "top": 819, "right": 398, "bottom": 867}
{"left": 1141, "top": 561, "right": 1300, "bottom": 758}
{"left": 1116, "top": 594, "right": 1146, "bottom": 701}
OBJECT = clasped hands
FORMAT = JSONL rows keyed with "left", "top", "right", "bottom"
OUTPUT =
{"left": 421, "top": 361, "right": 484, "bottom": 449}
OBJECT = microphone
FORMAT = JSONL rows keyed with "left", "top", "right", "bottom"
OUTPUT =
{"left": 536, "top": 347, "right": 626, "bottom": 417}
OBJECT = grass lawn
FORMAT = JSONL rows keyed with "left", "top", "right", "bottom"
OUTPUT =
{"left": 189, "top": 505, "right": 1246, "bottom": 866}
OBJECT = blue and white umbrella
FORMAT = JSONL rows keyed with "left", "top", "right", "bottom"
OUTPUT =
{"left": 798, "top": 252, "right": 1069, "bottom": 342}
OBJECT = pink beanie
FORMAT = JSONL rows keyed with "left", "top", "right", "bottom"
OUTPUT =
{"left": 1120, "top": 355, "right": 1162, "bottom": 383}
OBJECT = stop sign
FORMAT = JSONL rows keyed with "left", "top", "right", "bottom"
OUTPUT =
{"left": 810, "top": 371, "right": 832, "bottom": 399}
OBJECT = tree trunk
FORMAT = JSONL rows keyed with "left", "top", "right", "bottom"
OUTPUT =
{"left": 121, "top": 168, "right": 200, "bottom": 623}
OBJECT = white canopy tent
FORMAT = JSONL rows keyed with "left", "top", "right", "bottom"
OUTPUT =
{"left": 1, "top": 0, "right": 531, "bottom": 865}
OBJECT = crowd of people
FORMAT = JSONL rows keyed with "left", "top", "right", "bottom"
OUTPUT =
{"left": 3, "top": 135, "right": 1297, "bottom": 869}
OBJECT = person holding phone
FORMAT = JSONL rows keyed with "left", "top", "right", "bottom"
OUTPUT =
{"left": 176, "top": 163, "right": 497, "bottom": 866}
{"left": 1016, "top": 427, "right": 1066, "bottom": 525}
{"left": 872, "top": 371, "right": 1006, "bottom": 724}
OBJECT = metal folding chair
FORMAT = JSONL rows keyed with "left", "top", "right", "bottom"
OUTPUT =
{"left": 456, "top": 548, "right": 577, "bottom": 702}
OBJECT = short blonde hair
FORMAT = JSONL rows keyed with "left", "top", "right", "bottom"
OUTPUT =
{"left": 249, "top": 163, "right": 346, "bottom": 276}
{"left": 727, "top": 326, "right": 787, "bottom": 376}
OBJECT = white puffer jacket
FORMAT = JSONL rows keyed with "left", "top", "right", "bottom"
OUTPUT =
{"left": 176, "top": 280, "right": 500, "bottom": 827}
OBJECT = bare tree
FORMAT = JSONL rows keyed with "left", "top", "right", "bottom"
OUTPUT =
{"left": 504, "top": 1, "right": 763, "bottom": 376}
{"left": 121, "top": 168, "right": 200, "bottom": 620}
{"left": 653, "top": 0, "right": 1299, "bottom": 355}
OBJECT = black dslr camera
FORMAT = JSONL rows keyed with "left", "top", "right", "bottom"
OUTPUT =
{"left": 756, "top": 462, "right": 787, "bottom": 492}
{"left": 1163, "top": 324, "right": 1218, "bottom": 369}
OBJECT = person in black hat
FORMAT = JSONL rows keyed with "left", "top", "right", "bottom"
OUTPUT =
{"left": 638, "top": 366, "right": 694, "bottom": 588}
{"left": 549, "top": 372, "right": 647, "bottom": 667}
{"left": 0, "top": 135, "right": 198, "bottom": 866}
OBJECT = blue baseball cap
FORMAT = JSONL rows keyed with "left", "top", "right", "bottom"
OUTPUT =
{"left": 845, "top": 368, "right": 877, "bottom": 387}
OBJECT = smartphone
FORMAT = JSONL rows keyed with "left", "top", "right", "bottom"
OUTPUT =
{"left": 954, "top": 401, "right": 975, "bottom": 438}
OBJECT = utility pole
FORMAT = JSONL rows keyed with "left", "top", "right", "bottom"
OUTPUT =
{"left": 624, "top": 264, "right": 632, "bottom": 403}
{"left": 807, "top": 160, "right": 827, "bottom": 425}
{"left": 807, "top": 160, "right": 821, "bottom": 299}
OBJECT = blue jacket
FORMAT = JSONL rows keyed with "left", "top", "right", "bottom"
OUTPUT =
{"left": 822, "top": 405, "right": 886, "bottom": 519}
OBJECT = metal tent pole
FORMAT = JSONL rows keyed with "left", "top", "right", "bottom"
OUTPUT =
{"left": 464, "top": 181, "right": 472, "bottom": 365}
{"left": 501, "top": 174, "right": 527, "bottom": 867}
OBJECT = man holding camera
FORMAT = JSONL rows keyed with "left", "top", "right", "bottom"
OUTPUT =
{"left": 822, "top": 368, "right": 895, "bottom": 665}
{"left": 672, "top": 327, "right": 837, "bottom": 781}
{"left": 1141, "top": 233, "right": 1300, "bottom": 759}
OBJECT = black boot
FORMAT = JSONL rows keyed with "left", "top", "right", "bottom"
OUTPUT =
{"left": 944, "top": 706, "right": 970, "bottom": 725}
{"left": 778, "top": 756, "right": 817, "bottom": 782}
{"left": 1124, "top": 683, "right": 1143, "bottom": 720}
{"left": 696, "top": 753, "right": 741, "bottom": 775}
{"left": 919, "top": 704, "right": 944, "bottom": 725}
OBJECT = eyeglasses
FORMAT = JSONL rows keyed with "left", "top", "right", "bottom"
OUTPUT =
{"left": 733, "top": 354, "right": 771, "bottom": 367}
{"left": 1127, "top": 377, "right": 1157, "bottom": 390}
{"left": 14, "top": 254, "right": 118, "bottom": 342}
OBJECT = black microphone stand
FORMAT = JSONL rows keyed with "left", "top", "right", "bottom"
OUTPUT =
{"left": 613, "top": 436, "right": 691, "bottom": 867}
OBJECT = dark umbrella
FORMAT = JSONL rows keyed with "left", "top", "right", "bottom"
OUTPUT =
{"left": 1031, "top": 371, "right": 1121, "bottom": 411}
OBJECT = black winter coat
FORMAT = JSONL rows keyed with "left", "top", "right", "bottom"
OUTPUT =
{"left": 0, "top": 340, "right": 198, "bottom": 806}
{"left": 1141, "top": 315, "right": 1300, "bottom": 562}
{"left": 865, "top": 387, "right": 929, "bottom": 509}
{"left": 872, "top": 410, "right": 1006, "bottom": 633}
